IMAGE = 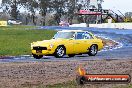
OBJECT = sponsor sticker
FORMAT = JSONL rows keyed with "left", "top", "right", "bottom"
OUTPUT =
{"left": 76, "top": 67, "right": 131, "bottom": 85}
{"left": 0, "top": 21, "right": 7, "bottom": 26}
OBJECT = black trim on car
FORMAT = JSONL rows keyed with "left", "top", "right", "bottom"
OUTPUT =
{"left": 33, "top": 46, "right": 47, "bottom": 50}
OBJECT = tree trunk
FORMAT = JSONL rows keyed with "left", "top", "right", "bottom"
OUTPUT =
{"left": 42, "top": 17, "right": 45, "bottom": 26}
{"left": 11, "top": 0, "right": 18, "bottom": 19}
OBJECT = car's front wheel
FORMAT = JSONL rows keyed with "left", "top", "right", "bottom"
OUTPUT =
{"left": 54, "top": 46, "right": 66, "bottom": 58}
{"left": 32, "top": 54, "right": 43, "bottom": 59}
{"left": 88, "top": 45, "right": 98, "bottom": 56}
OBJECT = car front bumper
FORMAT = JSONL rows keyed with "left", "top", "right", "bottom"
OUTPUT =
{"left": 32, "top": 49, "right": 55, "bottom": 55}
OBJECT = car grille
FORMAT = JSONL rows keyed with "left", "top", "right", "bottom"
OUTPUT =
{"left": 33, "top": 46, "right": 47, "bottom": 50}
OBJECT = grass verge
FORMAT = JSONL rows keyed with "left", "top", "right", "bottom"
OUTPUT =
{"left": 21, "top": 80, "right": 132, "bottom": 88}
{"left": 0, "top": 25, "right": 56, "bottom": 56}
{"left": 114, "top": 84, "right": 132, "bottom": 88}
{"left": 44, "top": 81, "right": 78, "bottom": 88}
{"left": 21, "top": 81, "right": 80, "bottom": 88}
{"left": 0, "top": 25, "right": 37, "bottom": 30}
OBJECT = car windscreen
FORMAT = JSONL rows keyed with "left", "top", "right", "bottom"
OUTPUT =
{"left": 53, "top": 32, "right": 75, "bottom": 39}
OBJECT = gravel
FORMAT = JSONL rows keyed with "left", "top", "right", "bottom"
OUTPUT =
{"left": 0, "top": 59, "right": 131, "bottom": 88}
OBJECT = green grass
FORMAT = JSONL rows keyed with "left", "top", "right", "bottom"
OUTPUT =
{"left": 114, "top": 84, "right": 132, "bottom": 88}
{"left": 21, "top": 81, "right": 81, "bottom": 88}
{"left": 44, "top": 81, "right": 79, "bottom": 88}
{"left": 26, "top": 80, "right": 131, "bottom": 88}
{"left": 22, "top": 80, "right": 132, "bottom": 88}
{"left": 0, "top": 25, "right": 56, "bottom": 56}
{"left": 0, "top": 25, "right": 37, "bottom": 30}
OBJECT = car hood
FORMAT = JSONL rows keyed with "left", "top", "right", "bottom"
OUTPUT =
{"left": 31, "top": 39, "right": 66, "bottom": 47}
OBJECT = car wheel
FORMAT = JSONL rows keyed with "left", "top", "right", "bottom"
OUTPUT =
{"left": 68, "top": 54, "right": 75, "bottom": 57}
{"left": 32, "top": 54, "right": 43, "bottom": 59}
{"left": 88, "top": 45, "right": 98, "bottom": 56}
{"left": 54, "top": 46, "right": 66, "bottom": 58}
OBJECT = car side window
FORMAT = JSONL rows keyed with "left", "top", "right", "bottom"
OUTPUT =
{"left": 83, "top": 32, "right": 93, "bottom": 39}
{"left": 75, "top": 32, "right": 93, "bottom": 39}
{"left": 75, "top": 32, "right": 84, "bottom": 39}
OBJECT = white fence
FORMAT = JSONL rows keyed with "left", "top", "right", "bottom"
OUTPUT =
{"left": 69, "top": 23, "right": 87, "bottom": 27}
{"left": 89, "top": 23, "right": 132, "bottom": 29}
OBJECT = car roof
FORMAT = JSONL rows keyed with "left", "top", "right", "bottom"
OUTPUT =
{"left": 58, "top": 30, "right": 87, "bottom": 32}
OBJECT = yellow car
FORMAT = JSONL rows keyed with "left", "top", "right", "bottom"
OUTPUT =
{"left": 31, "top": 30, "right": 103, "bottom": 59}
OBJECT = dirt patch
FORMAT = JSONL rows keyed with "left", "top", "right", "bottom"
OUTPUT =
{"left": 0, "top": 59, "right": 132, "bottom": 88}
{"left": 98, "top": 36, "right": 119, "bottom": 48}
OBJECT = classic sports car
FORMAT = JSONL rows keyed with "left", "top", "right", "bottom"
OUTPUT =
{"left": 31, "top": 30, "right": 103, "bottom": 59}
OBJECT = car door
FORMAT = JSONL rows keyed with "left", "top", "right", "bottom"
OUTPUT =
{"left": 82, "top": 32, "right": 95, "bottom": 52}
{"left": 74, "top": 32, "right": 94, "bottom": 54}
{"left": 63, "top": 32, "right": 75, "bottom": 54}
{"left": 74, "top": 32, "right": 86, "bottom": 54}
{"left": 65, "top": 39, "right": 75, "bottom": 54}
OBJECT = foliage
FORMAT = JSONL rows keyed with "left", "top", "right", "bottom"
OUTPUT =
{"left": 1, "top": 0, "right": 99, "bottom": 25}
{"left": 38, "top": 0, "right": 50, "bottom": 26}
{"left": 2, "top": 0, "right": 19, "bottom": 19}
{"left": 47, "top": 17, "right": 58, "bottom": 26}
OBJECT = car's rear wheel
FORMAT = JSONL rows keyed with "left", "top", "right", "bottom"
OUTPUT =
{"left": 32, "top": 54, "right": 43, "bottom": 59}
{"left": 54, "top": 46, "right": 66, "bottom": 58}
{"left": 68, "top": 54, "right": 75, "bottom": 57}
{"left": 88, "top": 45, "right": 98, "bottom": 56}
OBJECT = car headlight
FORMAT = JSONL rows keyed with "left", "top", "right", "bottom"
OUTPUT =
{"left": 49, "top": 44, "right": 54, "bottom": 48}
{"left": 31, "top": 42, "right": 35, "bottom": 49}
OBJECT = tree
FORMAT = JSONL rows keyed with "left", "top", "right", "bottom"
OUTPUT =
{"left": 125, "top": 12, "right": 132, "bottom": 17}
{"left": 2, "top": 0, "right": 20, "bottom": 19}
{"left": 66, "top": 0, "right": 76, "bottom": 24}
{"left": 38, "top": 0, "right": 50, "bottom": 26}
{"left": 10, "top": 0, "right": 18, "bottom": 19}
{"left": 50, "top": 0, "right": 66, "bottom": 25}
{"left": 20, "top": 0, "right": 38, "bottom": 25}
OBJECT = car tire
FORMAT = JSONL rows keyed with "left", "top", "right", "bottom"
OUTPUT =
{"left": 88, "top": 45, "right": 98, "bottom": 56}
{"left": 54, "top": 46, "right": 66, "bottom": 58}
{"left": 68, "top": 54, "right": 75, "bottom": 57}
{"left": 32, "top": 54, "right": 43, "bottom": 59}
